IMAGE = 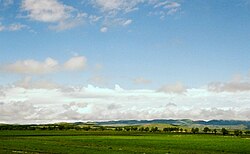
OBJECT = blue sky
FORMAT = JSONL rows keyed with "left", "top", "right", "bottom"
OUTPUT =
{"left": 1, "top": 0, "right": 250, "bottom": 123}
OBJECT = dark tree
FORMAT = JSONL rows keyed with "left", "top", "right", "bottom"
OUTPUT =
{"left": 124, "top": 126, "right": 131, "bottom": 131}
{"left": 212, "top": 129, "right": 217, "bottom": 135}
{"left": 191, "top": 128, "right": 199, "bottom": 134}
{"left": 234, "top": 130, "right": 242, "bottom": 136}
{"left": 131, "top": 126, "right": 138, "bottom": 131}
{"left": 221, "top": 128, "right": 229, "bottom": 135}
{"left": 203, "top": 127, "right": 210, "bottom": 133}
{"left": 151, "top": 127, "right": 158, "bottom": 132}
{"left": 139, "top": 127, "right": 144, "bottom": 131}
{"left": 163, "top": 128, "right": 168, "bottom": 132}
{"left": 83, "top": 126, "right": 91, "bottom": 131}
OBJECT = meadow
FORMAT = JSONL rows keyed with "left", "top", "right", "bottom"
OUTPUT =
{"left": 0, "top": 130, "right": 250, "bottom": 154}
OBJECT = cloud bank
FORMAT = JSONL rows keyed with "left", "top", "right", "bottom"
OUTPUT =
{"left": 1, "top": 82, "right": 250, "bottom": 124}
{"left": 208, "top": 81, "right": 250, "bottom": 92}
{"left": 158, "top": 82, "right": 187, "bottom": 94}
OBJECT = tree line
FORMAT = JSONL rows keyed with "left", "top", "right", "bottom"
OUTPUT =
{"left": 0, "top": 124, "right": 249, "bottom": 136}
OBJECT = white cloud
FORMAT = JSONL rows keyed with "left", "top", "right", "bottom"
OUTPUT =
{"left": 0, "top": 101, "right": 38, "bottom": 122}
{"left": 154, "top": 1, "right": 180, "bottom": 9}
{"left": 1, "top": 83, "right": 250, "bottom": 123}
{"left": 89, "top": 0, "right": 181, "bottom": 30}
{"left": 149, "top": 0, "right": 181, "bottom": 19}
{"left": 122, "top": 19, "right": 132, "bottom": 26}
{"left": 208, "top": 74, "right": 250, "bottom": 92}
{"left": 153, "top": 1, "right": 168, "bottom": 8}
{"left": 1, "top": 0, "right": 182, "bottom": 32}
{"left": 91, "top": 0, "right": 143, "bottom": 14}
{"left": 164, "top": 2, "right": 180, "bottom": 9}
{"left": 8, "top": 23, "right": 28, "bottom": 31}
{"left": 101, "top": 18, "right": 133, "bottom": 29}
{"left": 158, "top": 82, "right": 187, "bottom": 94}
{"left": 166, "top": 8, "right": 179, "bottom": 15}
{"left": 89, "top": 15, "right": 102, "bottom": 23}
{"left": 49, "top": 12, "right": 88, "bottom": 31}
{"left": 208, "top": 81, "right": 250, "bottom": 92}
{"left": 1, "top": 56, "right": 87, "bottom": 74}
{"left": 93, "top": 0, "right": 124, "bottom": 12}
{"left": 21, "top": 0, "right": 72, "bottom": 22}
{"left": 1, "top": 57, "right": 59, "bottom": 74}
{"left": 21, "top": 0, "right": 86, "bottom": 30}
{"left": 91, "top": 0, "right": 181, "bottom": 17}
{"left": 90, "top": 0, "right": 140, "bottom": 31}
{"left": 100, "top": 26, "right": 108, "bottom": 32}
{"left": 64, "top": 56, "right": 87, "bottom": 71}
{"left": 0, "top": 23, "right": 28, "bottom": 32}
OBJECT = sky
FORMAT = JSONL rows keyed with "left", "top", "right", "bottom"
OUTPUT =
{"left": 1, "top": 0, "right": 250, "bottom": 124}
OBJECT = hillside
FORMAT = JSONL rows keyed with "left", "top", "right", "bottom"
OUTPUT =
{"left": 92, "top": 119, "right": 250, "bottom": 129}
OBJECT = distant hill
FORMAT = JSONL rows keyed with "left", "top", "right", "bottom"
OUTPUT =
{"left": 89, "top": 119, "right": 250, "bottom": 129}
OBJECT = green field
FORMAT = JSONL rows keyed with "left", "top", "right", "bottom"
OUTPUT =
{"left": 0, "top": 131, "right": 250, "bottom": 154}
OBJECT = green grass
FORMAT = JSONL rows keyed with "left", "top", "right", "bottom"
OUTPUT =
{"left": 0, "top": 130, "right": 250, "bottom": 154}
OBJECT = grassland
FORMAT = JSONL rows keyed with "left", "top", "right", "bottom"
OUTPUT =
{"left": 0, "top": 130, "right": 250, "bottom": 154}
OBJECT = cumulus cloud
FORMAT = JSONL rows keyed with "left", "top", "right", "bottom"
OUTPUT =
{"left": 208, "top": 81, "right": 250, "bottom": 92}
{"left": 158, "top": 82, "right": 187, "bottom": 94}
{"left": 0, "top": 56, "right": 87, "bottom": 74}
{"left": 21, "top": 0, "right": 86, "bottom": 30}
{"left": 1, "top": 57, "right": 59, "bottom": 74}
{"left": 21, "top": 0, "right": 73, "bottom": 22}
{"left": 208, "top": 73, "right": 250, "bottom": 92}
{"left": 1, "top": 83, "right": 250, "bottom": 123}
{"left": 64, "top": 56, "right": 87, "bottom": 71}
{"left": 0, "top": 101, "right": 37, "bottom": 122}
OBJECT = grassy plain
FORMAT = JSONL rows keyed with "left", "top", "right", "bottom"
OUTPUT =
{"left": 0, "top": 130, "right": 250, "bottom": 154}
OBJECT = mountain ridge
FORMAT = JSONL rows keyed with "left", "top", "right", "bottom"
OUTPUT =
{"left": 80, "top": 119, "right": 250, "bottom": 129}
